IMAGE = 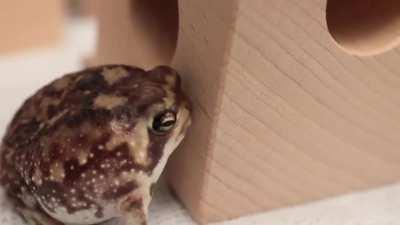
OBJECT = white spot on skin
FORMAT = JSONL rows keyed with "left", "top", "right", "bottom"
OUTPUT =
{"left": 32, "top": 168, "right": 43, "bottom": 186}
{"left": 50, "top": 162, "right": 65, "bottom": 182}
{"left": 78, "top": 151, "right": 89, "bottom": 165}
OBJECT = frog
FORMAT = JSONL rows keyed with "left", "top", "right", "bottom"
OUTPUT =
{"left": 0, "top": 65, "right": 191, "bottom": 225}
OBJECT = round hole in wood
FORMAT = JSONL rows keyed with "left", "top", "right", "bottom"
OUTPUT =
{"left": 129, "top": 0, "right": 179, "bottom": 68}
{"left": 326, "top": 0, "right": 400, "bottom": 56}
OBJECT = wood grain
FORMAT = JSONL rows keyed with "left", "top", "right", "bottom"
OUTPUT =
{"left": 167, "top": 0, "right": 238, "bottom": 222}
{"left": 90, "top": 0, "right": 400, "bottom": 223}
{"left": 91, "top": 0, "right": 179, "bottom": 69}
{"left": 195, "top": 0, "right": 400, "bottom": 222}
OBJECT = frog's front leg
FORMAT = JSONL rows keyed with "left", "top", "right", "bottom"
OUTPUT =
{"left": 118, "top": 193, "right": 150, "bottom": 225}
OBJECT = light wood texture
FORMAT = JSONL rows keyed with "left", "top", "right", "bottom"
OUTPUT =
{"left": 90, "top": 0, "right": 400, "bottom": 224}
{"left": 167, "top": 0, "right": 238, "bottom": 223}
{"left": 90, "top": 0, "right": 179, "bottom": 69}
{"left": 0, "top": 0, "right": 64, "bottom": 54}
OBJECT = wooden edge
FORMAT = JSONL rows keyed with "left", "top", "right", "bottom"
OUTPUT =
{"left": 167, "top": 0, "right": 239, "bottom": 223}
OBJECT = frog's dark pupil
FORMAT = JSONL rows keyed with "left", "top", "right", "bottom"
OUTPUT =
{"left": 152, "top": 111, "right": 176, "bottom": 133}
{"left": 162, "top": 120, "right": 175, "bottom": 127}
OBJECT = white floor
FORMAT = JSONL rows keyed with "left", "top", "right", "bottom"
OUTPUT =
{"left": 0, "top": 18, "right": 400, "bottom": 225}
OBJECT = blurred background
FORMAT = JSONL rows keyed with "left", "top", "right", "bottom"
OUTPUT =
{"left": 0, "top": 0, "right": 97, "bottom": 138}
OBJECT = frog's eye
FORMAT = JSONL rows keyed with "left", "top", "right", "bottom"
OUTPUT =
{"left": 151, "top": 111, "right": 177, "bottom": 134}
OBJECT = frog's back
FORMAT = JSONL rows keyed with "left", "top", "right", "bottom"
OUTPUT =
{"left": 0, "top": 65, "right": 142, "bottom": 182}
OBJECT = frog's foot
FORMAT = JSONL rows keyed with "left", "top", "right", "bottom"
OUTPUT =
{"left": 16, "top": 205, "right": 64, "bottom": 225}
{"left": 118, "top": 195, "right": 148, "bottom": 225}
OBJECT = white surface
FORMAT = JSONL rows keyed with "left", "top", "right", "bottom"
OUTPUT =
{"left": 1, "top": 18, "right": 400, "bottom": 225}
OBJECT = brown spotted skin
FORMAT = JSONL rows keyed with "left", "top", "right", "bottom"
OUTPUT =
{"left": 0, "top": 65, "right": 191, "bottom": 225}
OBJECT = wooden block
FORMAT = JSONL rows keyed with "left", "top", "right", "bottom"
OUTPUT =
{"left": 90, "top": 0, "right": 400, "bottom": 224}
{"left": 0, "top": 0, "right": 64, "bottom": 54}
{"left": 79, "top": 0, "right": 97, "bottom": 17}
{"left": 90, "top": 0, "right": 178, "bottom": 68}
